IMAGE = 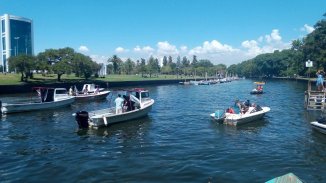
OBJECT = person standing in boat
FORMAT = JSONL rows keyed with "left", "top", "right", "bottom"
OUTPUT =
{"left": 316, "top": 69, "right": 325, "bottom": 91}
{"left": 115, "top": 94, "right": 124, "bottom": 114}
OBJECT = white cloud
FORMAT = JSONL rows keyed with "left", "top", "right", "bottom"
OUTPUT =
{"left": 180, "top": 46, "right": 188, "bottom": 52}
{"left": 241, "top": 29, "right": 290, "bottom": 57}
{"left": 115, "top": 46, "right": 128, "bottom": 53}
{"left": 90, "top": 55, "right": 108, "bottom": 64}
{"left": 301, "top": 24, "right": 315, "bottom": 33}
{"left": 189, "top": 40, "right": 237, "bottom": 55}
{"left": 157, "top": 41, "right": 179, "bottom": 56}
{"left": 133, "top": 45, "right": 154, "bottom": 53}
{"left": 78, "top": 45, "right": 89, "bottom": 52}
{"left": 265, "top": 29, "right": 282, "bottom": 43}
{"left": 98, "top": 29, "right": 294, "bottom": 66}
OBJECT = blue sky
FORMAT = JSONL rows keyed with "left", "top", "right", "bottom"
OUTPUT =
{"left": 1, "top": 0, "right": 325, "bottom": 65}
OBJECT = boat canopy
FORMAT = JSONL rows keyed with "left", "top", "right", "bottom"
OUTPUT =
{"left": 254, "top": 82, "right": 265, "bottom": 85}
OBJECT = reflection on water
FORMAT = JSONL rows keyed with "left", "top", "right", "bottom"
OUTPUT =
{"left": 1, "top": 79, "right": 326, "bottom": 182}
{"left": 76, "top": 116, "right": 152, "bottom": 139}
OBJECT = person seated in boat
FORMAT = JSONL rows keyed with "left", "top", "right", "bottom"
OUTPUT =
{"left": 241, "top": 100, "right": 251, "bottom": 114}
{"left": 244, "top": 100, "right": 251, "bottom": 107}
{"left": 115, "top": 94, "right": 124, "bottom": 114}
{"left": 234, "top": 100, "right": 243, "bottom": 114}
{"left": 69, "top": 86, "right": 73, "bottom": 96}
{"left": 257, "top": 85, "right": 263, "bottom": 91}
{"left": 226, "top": 107, "right": 235, "bottom": 114}
{"left": 95, "top": 86, "right": 100, "bottom": 94}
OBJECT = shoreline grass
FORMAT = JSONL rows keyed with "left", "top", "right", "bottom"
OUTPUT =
{"left": 0, "top": 73, "right": 199, "bottom": 85}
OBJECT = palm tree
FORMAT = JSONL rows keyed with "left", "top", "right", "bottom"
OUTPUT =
{"left": 108, "top": 55, "right": 122, "bottom": 74}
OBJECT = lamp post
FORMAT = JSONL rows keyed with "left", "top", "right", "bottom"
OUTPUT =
{"left": 14, "top": 37, "right": 20, "bottom": 56}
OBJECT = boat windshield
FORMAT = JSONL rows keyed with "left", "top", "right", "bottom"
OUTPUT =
{"left": 141, "top": 92, "right": 149, "bottom": 98}
{"left": 56, "top": 89, "right": 67, "bottom": 94}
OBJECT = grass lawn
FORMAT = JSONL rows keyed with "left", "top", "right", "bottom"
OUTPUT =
{"left": 0, "top": 73, "right": 197, "bottom": 85}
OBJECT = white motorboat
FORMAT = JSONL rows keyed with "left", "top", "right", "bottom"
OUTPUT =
{"left": 210, "top": 105, "right": 270, "bottom": 126}
{"left": 81, "top": 84, "right": 105, "bottom": 94}
{"left": 310, "top": 120, "right": 326, "bottom": 134}
{"left": 1, "top": 87, "right": 75, "bottom": 114}
{"left": 74, "top": 90, "right": 110, "bottom": 101}
{"left": 74, "top": 88, "right": 154, "bottom": 128}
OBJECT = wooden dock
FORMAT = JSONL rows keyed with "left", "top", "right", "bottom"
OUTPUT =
{"left": 305, "top": 90, "right": 326, "bottom": 110}
{"left": 304, "top": 79, "right": 326, "bottom": 110}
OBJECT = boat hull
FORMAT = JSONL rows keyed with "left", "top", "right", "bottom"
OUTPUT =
{"left": 311, "top": 121, "right": 326, "bottom": 134}
{"left": 2, "top": 97, "right": 75, "bottom": 114}
{"left": 75, "top": 91, "right": 110, "bottom": 101}
{"left": 89, "top": 99, "right": 154, "bottom": 128}
{"left": 211, "top": 107, "right": 270, "bottom": 126}
{"left": 250, "top": 90, "right": 263, "bottom": 94}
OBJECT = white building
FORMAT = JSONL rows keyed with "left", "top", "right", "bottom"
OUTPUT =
{"left": 0, "top": 14, "right": 34, "bottom": 72}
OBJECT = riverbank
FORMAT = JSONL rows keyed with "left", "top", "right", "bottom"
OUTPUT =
{"left": 0, "top": 75, "right": 316, "bottom": 95}
{"left": 0, "top": 79, "right": 189, "bottom": 94}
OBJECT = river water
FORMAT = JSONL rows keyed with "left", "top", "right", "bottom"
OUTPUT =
{"left": 0, "top": 79, "right": 325, "bottom": 183}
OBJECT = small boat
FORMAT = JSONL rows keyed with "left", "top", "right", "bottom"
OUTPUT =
{"left": 74, "top": 90, "right": 110, "bottom": 101}
{"left": 73, "top": 88, "right": 154, "bottom": 128}
{"left": 81, "top": 84, "right": 105, "bottom": 94}
{"left": 179, "top": 81, "right": 190, "bottom": 85}
{"left": 189, "top": 80, "right": 199, "bottom": 85}
{"left": 310, "top": 117, "right": 326, "bottom": 134}
{"left": 250, "top": 81, "right": 265, "bottom": 94}
{"left": 1, "top": 87, "right": 75, "bottom": 114}
{"left": 210, "top": 104, "right": 270, "bottom": 126}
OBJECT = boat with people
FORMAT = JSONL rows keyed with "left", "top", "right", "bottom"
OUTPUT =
{"left": 73, "top": 90, "right": 110, "bottom": 101}
{"left": 80, "top": 84, "right": 105, "bottom": 94}
{"left": 310, "top": 117, "right": 326, "bottom": 134}
{"left": 250, "top": 81, "right": 265, "bottom": 94}
{"left": 0, "top": 87, "right": 75, "bottom": 114}
{"left": 73, "top": 88, "right": 154, "bottom": 128}
{"left": 210, "top": 100, "right": 270, "bottom": 126}
{"left": 71, "top": 84, "right": 110, "bottom": 101}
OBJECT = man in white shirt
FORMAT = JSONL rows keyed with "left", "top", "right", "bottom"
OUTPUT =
{"left": 114, "top": 94, "right": 124, "bottom": 114}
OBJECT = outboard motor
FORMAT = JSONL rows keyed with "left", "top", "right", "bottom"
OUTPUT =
{"left": 75, "top": 111, "right": 89, "bottom": 128}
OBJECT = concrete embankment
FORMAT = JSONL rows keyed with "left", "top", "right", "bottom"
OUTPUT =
{"left": 0, "top": 79, "right": 187, "bottom": 94}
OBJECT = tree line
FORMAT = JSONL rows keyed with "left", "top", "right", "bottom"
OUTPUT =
{"left": 8, "top": 47, "right": 101, "bottom": 82}
{"left": 107, "top": 54, "right": 227, "bottom": 78}
{"left": 227, "top": 13, "right": 326, "bottom": 78}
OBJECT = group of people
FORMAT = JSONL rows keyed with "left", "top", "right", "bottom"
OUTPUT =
{"left": 226, "top": 99, "right": 256, "bottom": 114}
{"left": 68, "top": 85, "right": 100, "bottom": 96}
{"left": 114, "top": 94, "right": 136, "bottom": 114}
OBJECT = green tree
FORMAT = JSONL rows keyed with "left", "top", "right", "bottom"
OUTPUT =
{"left": 123, "top": 58, "right": 135, "bottom": 75}
{"left": 8, "top": 54, "right": 35, "bottom": 81}
{"left": 191, "top": 55, "right": 198, "bottom": 67}
{"left": 163, "top": 56, "right": 168, "bottom": 66}
{"left": 140, "top": 58, "right": 146, "bottom": 77}
{"left": 182, "top": 56, "right": 190, "bottom": 67}
{"left": 108, "top": 55, "right": 122, "bottom": 74}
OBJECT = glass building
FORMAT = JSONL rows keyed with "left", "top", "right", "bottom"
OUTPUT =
{"left": 0, "top": 14, "right": 34, "bottom": 72}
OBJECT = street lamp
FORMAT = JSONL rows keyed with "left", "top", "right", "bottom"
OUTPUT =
{"left": 14, "top": 37, "right": 20, "bottom": 56}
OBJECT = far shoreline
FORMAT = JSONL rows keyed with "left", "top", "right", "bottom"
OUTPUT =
{"left": 0, "top": 76, "right": 316, "bottom": 95}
